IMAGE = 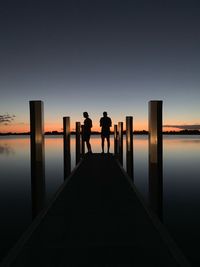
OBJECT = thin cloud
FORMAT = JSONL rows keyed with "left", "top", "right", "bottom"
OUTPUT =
{"left": 164, "top": 125, "right": 200, "bottom": 130}
{"left": 0, "top": 114, "right": 15, "bottom": 124}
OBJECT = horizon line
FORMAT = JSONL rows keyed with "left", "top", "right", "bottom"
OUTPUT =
{"left": 1, "top": 129, "right": 200, "bottom": 135}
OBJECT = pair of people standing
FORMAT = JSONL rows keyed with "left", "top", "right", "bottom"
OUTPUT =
{"left": 82, "top": 111, "right": 112, "bottom": 154}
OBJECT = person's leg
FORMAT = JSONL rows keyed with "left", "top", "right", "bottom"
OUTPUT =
{"left": 106, "top": 136, "right": 110, "bottom": 153}
{"left": 86, "top": 138, "right": 92, "bottom": 153}
{"left": 101, "top": 136, "right": 105, "bottom": 153}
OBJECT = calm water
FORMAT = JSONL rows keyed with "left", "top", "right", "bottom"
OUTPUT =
{"left": 0, "top": 135, "right": 200, "bottom": 265}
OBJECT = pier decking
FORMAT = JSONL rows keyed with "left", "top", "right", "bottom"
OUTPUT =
{"left": 2, "top": 154, "right": 189, "bottom": 266}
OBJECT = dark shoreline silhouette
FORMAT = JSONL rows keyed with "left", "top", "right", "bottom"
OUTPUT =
{"left": 1, "top": 129, "right": 200, "bottom": 136}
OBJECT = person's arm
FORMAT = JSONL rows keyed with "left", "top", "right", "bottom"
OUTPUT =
{"left": 100, "top": 118, "right": 102, "bottom": 127}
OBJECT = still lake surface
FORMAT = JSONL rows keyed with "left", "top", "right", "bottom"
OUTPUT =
{"left": 0, "top": 135, "right": 200, "bottom": 264}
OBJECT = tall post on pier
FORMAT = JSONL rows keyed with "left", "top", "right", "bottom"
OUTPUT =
{"left": 126, "top": 116, "right": 133, "bottom": 179}
{"left": 118, "top": 122, "right": 123, "bottom": 165}
{"left": 63, "top": 117, "right": 71, "bottom": 179}
{"left": 81, "top": 125, "right": 85, "bottom": 156}
{"left": 114, "top": 124, "right": 118, "bottom": 155}
{"left": 76, "top": 122, "right": 81, "bottom": 164}
{"left": 29, "top": 100, "right": 45, "bottom": 219}
{"left": 148, "top": 100, "right": 163, "bottom": 220}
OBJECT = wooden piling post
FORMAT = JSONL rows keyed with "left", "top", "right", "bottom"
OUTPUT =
{"left": 118, "top": 122, "right": 123, "bottom": 165}
{"left": 76, "top": 122, "right": 81, "bottom": 164}
{"left": 29, "top": 100, "right": 45, "bottom": 219}
{"left": 81, "top": 125, "right": 85, "bottom": 156}
{"left": 148, "top": 100, "right": 163, "bottom": 220}
{"left": 63, "top": 117, "right": 71, "bottom": 179}
{"left": 126, "top": 116, "right": 133, "bottom": 179}
{"left": 114, "top": 124, "right": 118, "bottom": 155}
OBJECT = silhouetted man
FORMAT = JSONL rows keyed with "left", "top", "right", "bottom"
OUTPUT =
{"left": 100, "top": 111, "right": 112, "bottom": 153}
{"left": 83, "top": 112, "right": 92, "bottom": 153}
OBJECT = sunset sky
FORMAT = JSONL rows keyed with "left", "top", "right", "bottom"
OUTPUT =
{"left": 0, "top": 0, "right": 200, "bottom": 133}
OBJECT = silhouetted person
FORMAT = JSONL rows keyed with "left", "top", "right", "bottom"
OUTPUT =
{"left": 83, "top": 112, "right": 92, "bottom": 153}
{"left": 100, "top": 112, "right": 112, "bottom": 153}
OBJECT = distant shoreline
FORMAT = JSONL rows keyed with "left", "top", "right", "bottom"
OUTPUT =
{"left": 1, "top": 130, "right": 200, "bottom": 136}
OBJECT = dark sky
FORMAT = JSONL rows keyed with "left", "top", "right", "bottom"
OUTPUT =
{"left": 1, "top": 0, "right": 200, "bottom": 131}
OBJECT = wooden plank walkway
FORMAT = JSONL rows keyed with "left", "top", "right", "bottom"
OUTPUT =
{"left": 2, "top": 153, "right": 190, "bottom": 266}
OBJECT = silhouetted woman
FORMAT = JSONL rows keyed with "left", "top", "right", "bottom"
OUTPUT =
{"left": 83, "top": 112, "right": 92, "bottom": 153}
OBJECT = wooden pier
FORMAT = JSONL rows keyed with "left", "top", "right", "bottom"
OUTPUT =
{"left": 2, "top": 154, "right": 189, "bottom": 266}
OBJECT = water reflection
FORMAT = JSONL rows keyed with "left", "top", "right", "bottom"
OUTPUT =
{"left": 180, "top": 139, "right": 200, "bottom": 144}
{"left": 0, "top": 135, "right": 200, "bottom": 265}
{"left": 0, "top": 144, "right": 14, "bottom": 155}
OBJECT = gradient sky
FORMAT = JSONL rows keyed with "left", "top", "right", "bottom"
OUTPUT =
{"left": 0, "top": 0, "right": 200, "bottom": 132}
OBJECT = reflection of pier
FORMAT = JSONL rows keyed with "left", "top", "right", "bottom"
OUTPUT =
{"left": 2, "top": 100, "right": 190, "bottom": 266}
{"left": 2, "top": 153, "right": 189, "bottom": 266}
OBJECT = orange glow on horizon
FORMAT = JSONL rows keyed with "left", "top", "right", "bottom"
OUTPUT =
{"left": 0, "top": 119, "right": 149, "bottom": 133}
{"left": 1, "top": 120, "right": 192, "bottom": 133}
{"left": 162, "top": 127, "right": 182, "bottom": 132}
{"left": 0, "top": 123, "right": 29, "bottom": 133}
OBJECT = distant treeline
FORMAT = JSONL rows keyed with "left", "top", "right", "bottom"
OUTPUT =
{"left": 1, "top": 129, "right": 200, "bottom": 136}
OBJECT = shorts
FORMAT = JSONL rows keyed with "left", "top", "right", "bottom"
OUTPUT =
{"left": 101, "top": 131, "right": 110, "bottom": 138}
{"left": 82, "top": 132, "right": 91, "bottom": 141}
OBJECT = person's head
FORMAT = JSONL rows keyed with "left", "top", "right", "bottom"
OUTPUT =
{"left": 103, "top": 111, "right": 107, "bottom": 117}
{"left": 83, "top": 112, "right": 89, "bottom": 118}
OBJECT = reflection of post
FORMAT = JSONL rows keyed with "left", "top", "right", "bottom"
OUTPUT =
{"left": 114, "top": 124, "right": 118, "bottom": 155}
{"left": 29, "top": 101, "right": 45, "bottom": 219}
{"left": 63, "top": 117, "right": 71, "bottom": 179}
{"left": 126, "top": 116, "right": 133, "bottom": 179}
{"left": 118, "top": 122, "right": 123, "bottom": 164}
{"left": 148, "top": 100, "right": 163, "bottom": 220}
{"left": 81, "top": 125, "right": 85, "bottom": 156}
{"left": 76, "top": 122, "right": 81, "bottom": 164}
